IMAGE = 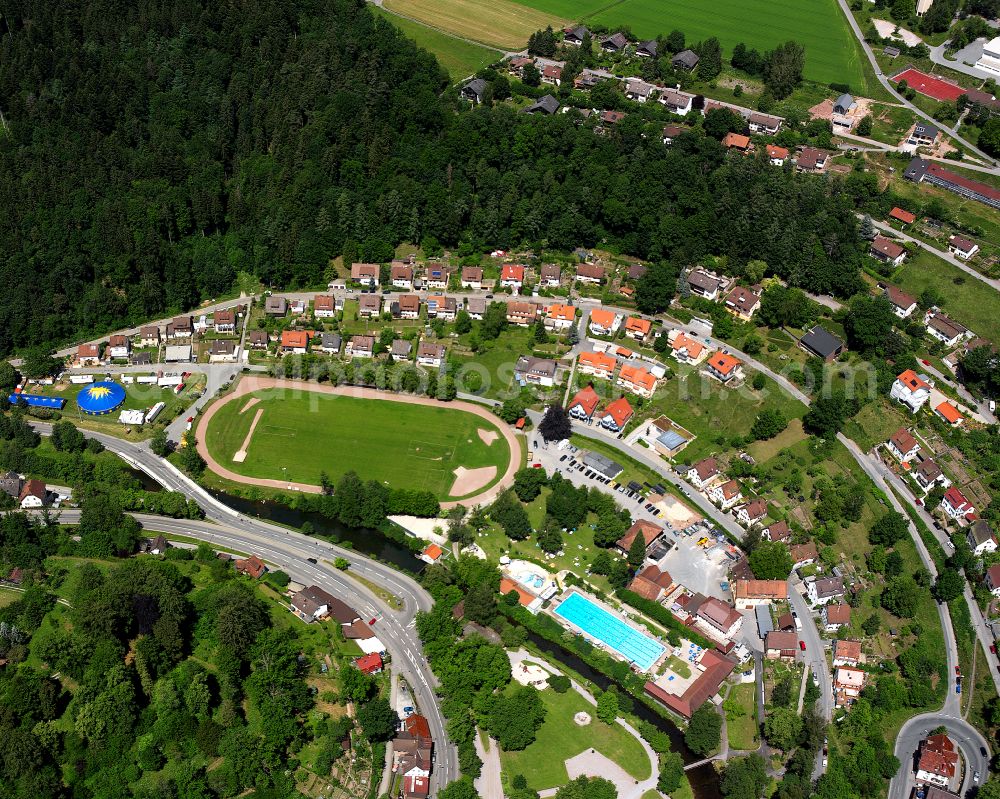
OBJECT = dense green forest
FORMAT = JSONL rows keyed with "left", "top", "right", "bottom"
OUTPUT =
{"left": 0, "top": 0, "right": 866, "bottom": 355}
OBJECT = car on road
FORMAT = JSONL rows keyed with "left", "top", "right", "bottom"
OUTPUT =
{"left": 982, "top": 747, "right": 988, "bottom": 757}
{"left": 559, "top": 454, "right": 567, "bottom": 462}
{"left": 403, "top": 706, "right": 413, "bottom": 715}
{"left": 799, "top": 640, "right": 806, "bottom": 651}
{"left": 532, "top": 463, "right": 542, "bottom": 468}
{"left": 956, "top": 666, "right": 962, "bottom": 675}
{"left": 307, "top": 557, "right": 317, "bottom": 564}
{"left": 956, "top": 680, "right": 962, "bottom": 694}
{"left": 369, "top": 618, "right": 377, "bottom": 625}
{"left": 975, "top": 771, "right": 980, "bottom": 783}
{"left": 921, "top": 359, "right": 931, "bottom": 366}
{"left": 991, "top": 644, "right": 996, "bottom": 654}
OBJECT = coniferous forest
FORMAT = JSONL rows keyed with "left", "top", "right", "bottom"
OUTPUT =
{"left": 0, "top": 0, "right": 865, "bottom": 356}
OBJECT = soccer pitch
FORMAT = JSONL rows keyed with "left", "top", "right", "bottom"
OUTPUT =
{"left": 203, "top": 390, "right": 513, "bottom": 500}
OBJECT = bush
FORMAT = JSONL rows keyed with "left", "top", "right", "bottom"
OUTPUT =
{"left": 548, "top": 674, "right": 571, "bottom": 693}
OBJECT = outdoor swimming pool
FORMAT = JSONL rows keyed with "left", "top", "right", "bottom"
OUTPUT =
{"left": 516, "top": 571, "right": 545, "bottom": 590}
{"left": 554, "top": 592, "right": 666, "bottom": 672}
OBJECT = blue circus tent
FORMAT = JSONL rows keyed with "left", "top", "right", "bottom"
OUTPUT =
{"left": 76, "top": 381, "right": 127, "bottom": 415}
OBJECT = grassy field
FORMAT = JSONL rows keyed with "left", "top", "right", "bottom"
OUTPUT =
{"left": 204, "top": 391, "right": 511, "bottom": 499}
{"left": 891, "top": 250, "right": 1000, "bottom": 343}
{"left": 382, "top": 0, "right": 567, "bottom": 50}
{"left": 500, "top": 684, "right": 651, "bottom": 791}
{"left": 724, "top": 683, "right": 759, "bottom": 751}
{"left": 371, "top": 6, "right": 501, "bottom": 80}
{"left": 586, "top": 0, "right": 871, "bottom": 87}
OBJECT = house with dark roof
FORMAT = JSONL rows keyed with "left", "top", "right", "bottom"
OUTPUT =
{"left": 870, "top": 234, "right": 907, "bottom": 266}
{"left": 948, "top": 234, "right": 979, "bottom": 260}
{"left": 887, "top": 428, "right": 920, "bottom": 462}
{"left": 907, "top": 122, "right": 940, "bottom": 149}
{"left": 264, "top": 296, "right": 287, "bottom": 316}
{"left": 904, "top": 157, "right": 1000, "bottom": 210}
{"left": 913, "top": 458, "right": 949, "bottom": 492}
{"left": 563, "top": 25, "right": 590, "bottom": 46}
{"left": 460, "top": 78, "right": 488, "bottom": 104}
{"left": 696, "top": 597, "right": 744, "bottom": 638}
{"left": 686, "top": 268, "right": 723, "bottom": 300}
{"left": 796, "top": 147, "right": 829, "bottom": 173}
{"left": 807, "top": 576, "right": 844, "bottom": 606}
{"left": 765, "top": 631, "right": 798, "bottom": 660}
{"left": 966, "top": 518, "right": 995, "bottom": 554}
{"left": 636, "top": 39, "right": 658, "bottom": 57}
{"left": 600, "top": 32, "right": 628, "bottom": 52}
{"left": 762, "top": 520, "right": 791, "bottom": 543}
{"left": 672, "top": 49, "right": 699, "bottom": 70}
{"left": 524, "top": 95, "right": 560, "bottom": 115}
{"left": 724, "top": 285, "right": 761, "bottom": 320}
{"left": 924, "top": 311, "right": 970, "bottom": 348}
{"left": 687, "top": 457, "right": 719, "bottom": 490}
{"left": 799, "top": 325, "right": 844, "bottom": 362}
{"left": 290, "top": 586, "right": 361, "bottom": 625}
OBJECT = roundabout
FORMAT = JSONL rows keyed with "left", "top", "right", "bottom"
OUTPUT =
{"left": 197, "top": 377, "right": 521, "bottom": 508}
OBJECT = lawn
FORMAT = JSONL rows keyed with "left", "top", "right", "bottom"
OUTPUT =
{"left": 724, "top": 683, "right": 759, "bottom": 751}
{"left": 665, "top": 654, "right": 692, "bottom": 678}
{"left": 0, "top": 588, "right": 22, "bottom": 608}
{"left": 382, "top": 0, "right": 568, "bottom": 50}
{"left": 585, "top": 0, "right": 871, "bottom": 87}
{"left": 203, "top": 391, "right": 511, "bottom": 500}
{"left": 500, "top": 683, "right": 651, "bottom": 791}
{"left": 371, "top": 6, "right": 501, "bottom": 81}
{"left": 891, "top": 249, "right": 1000, "bottom": 343}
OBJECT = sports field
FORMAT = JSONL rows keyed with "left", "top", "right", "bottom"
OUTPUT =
{"left": 203, "top": 387, "right": 513, "bottom": 500}
{"left": 382, "top": 0, "right": 569, "bottom": 50}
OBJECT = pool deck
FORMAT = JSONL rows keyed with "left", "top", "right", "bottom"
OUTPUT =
{"left": 551, "top": 588, "right": 668, "bottom": 673}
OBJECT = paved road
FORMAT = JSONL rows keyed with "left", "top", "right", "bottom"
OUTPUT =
{"left": 890, "top": 713, "right": 990, "bottom": 799}
{"left": 929, "top": 39, "right": 994, "bottom": 81}
{"left": 787, "top": 580, "right": 835, "bottom": 721}
{"left": 31, "top": 424, "right": 459, "bottom": 795}
{"left": 916, "top": 358, "right": 996, "bottom": 425}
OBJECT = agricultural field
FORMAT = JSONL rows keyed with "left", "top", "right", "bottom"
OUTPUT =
{"left": 381, "top": 0, "right": 567, "bottom": 50}
{"left": 370, "top": 6, "right": 501, "bottom": 81}
{"left": 203, "top": 390, "right": 512, "bottom": 499}
{"left": 586, "top": 0, "right": 871, "bottom": 87}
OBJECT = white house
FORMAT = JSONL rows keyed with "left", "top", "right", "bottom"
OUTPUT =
{"left": 391, "top": 263, "right": 414, "bottom": 290}
{"left": 687, "top": 458, "right": 719, "bottom": 490}
{"left": 925, "top": 311, "right": 971, "bottom": 348}
{"left": 736, "top": 499, "right": 767, "bottom": 528}
{"left": 500, "top": 264, "right": 525, "bottom": 290}
{"left": 709, "top": 479, "right": 742, "bottom": 510}
{"left": 417, "top": 342, "right": 446, "bottom": 368}
{"left": 985, "top": 564, "right": 1000, "bottom": 597}
{"left": 884, "top": 285, "right": 918, "bottom": 319}
{"left": 107, "top": 335, "right": 130, "bottom": 360}
{"left": 944, "top": 487, "right": 976, "bottom": 525}
{"left": 886, "top": 428, "right": 920, "bottom": 463}
{"left": 965, "top": 518, "right": 996, "bottom": 553}
{"left": 889, "top": 369, "right": 933, "bottom": 413}
{"left": 807, "top": 576, "right": 844, "bottom": 606}
{"left": 948, "top": 235, "right": 979, "bottom": 260}
{"left": 588, "top": 308, "right": 622, "bottom": 336}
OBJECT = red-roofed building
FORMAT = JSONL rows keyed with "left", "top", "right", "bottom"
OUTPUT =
{"left": 576, "top": 263, "right": 606, "bottom": 284}
{"left": 948, "top": 234, "right": 979, "bottom": 260}
{"left": 644, "top": 650, "right": 737, "bottom": 718}
{"left": 766, "top": 144, "right": 789, "bottom": 165}
{"left": 870, "top": 235, "right": 907, "bottom": 266}
{"left": 985, "top": 563, "right": 1000, "bottom": 597}
{"left": 568, "top": 385, "right": 601, "bottom": 421}
{"left": 235, "top": 555, "right": 267, "bottom": 579}
{"left": 709, "top": 479, "right": 742, "bottom": 510}
{"left": 421, "top": 544, "right": 444, "bottom": 564}
{"left": 627, "top": 565, "right": 674, "bottom": 601}
{"left": 723, "top": 132, "right": 751, "bottom": 152}
{"left": 500, "top": 264, "right": 525, "bottom": 288}
{"left": 916, "top": 734, "right": 959, "bottom": 787}
{"left": 823, "top": 603, "right": 851, "bottom": 631}
{"left": 588, "top": 308, "right": 621, "bottom": 336}
{"left": 696, "top": 597, "right": 743, "bottom": 637}
{"left": 617, "top": 364, "right": 657, "bottom": 398}
{"left": 578, "top": 350, "right": 617, "bottom": 380}
{"left": 935, "top": 401, "right": 964, "bottom": 427}
{"left": 600, "top": 397, "right": 634, "bottom": 432}
{"left": 280, "top": 330, "right": 310, "bottom": 353}
{"left": 723, "top": 286, "right": 762, "bottom": 321}
{"left": 732, "top": 579, "right": 787, "bottom": 608}
{"left": 616, "top": 520, "right": 664, "bottom": 555}
{"left": 705, "top": 351, "right": 743, "bottom": 383}
{"left": 943, "top": 487, "right": 976, "bottom": 524}
{"left": 889, "top": 206, "right": 916, "bottom": 225}
{"left": 832, "top": 639, "right": 862, "bottom": 666}
{"left": 624, "top": 316, "right": 653, "bottom": 341}
{"left": 500, "top": 577, "right": 536, "bottom": 608}
{"left": 314, "top": 295, "right": 336, "bottom": 317}
{"left": 765, "top": 631, "right": 798, "bottom": 660}
{"left": 887, "top": 428, "right": 920, "bottom": 462}
{"left": 402, "top": 774, "right": 430, "bottom": 799}
{"left": 77, "top": 343, "right": 101, "bottom": 366}
{"left": 545, "top": 303, "right": 576, "bottom": 331}
{"left": 687, "top": 458, "right": 719, "bottom": 489}
{"left": 404, "top": 714, "right": 431, "bottom": 740}
{"left": 355, "top": 652, "right": 383, "bottom": 675}
{"left": 670, "top": 332, "right": 706, "bottom": 364}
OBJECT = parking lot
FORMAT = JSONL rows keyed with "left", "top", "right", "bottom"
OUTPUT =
{"left": 654, "top": 534, "right": 733, "bottom": 601}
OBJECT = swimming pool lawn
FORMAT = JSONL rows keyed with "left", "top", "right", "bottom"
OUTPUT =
{"left": 554, "top": 592, "right": 666, "bottom": 671}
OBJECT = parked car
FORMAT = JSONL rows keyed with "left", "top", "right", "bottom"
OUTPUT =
{"left": 799, "top": 641, "right": 806, "bottom": 651}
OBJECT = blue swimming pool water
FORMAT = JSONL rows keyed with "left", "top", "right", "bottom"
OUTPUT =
{"left": 554, "top": 592, "right": 666, "bottom": 671}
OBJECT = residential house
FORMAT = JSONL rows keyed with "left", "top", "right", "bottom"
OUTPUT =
{"left": 310, "top": 295, "right": 334, "bottom": 319}
{"left": 541, "top": 64, "right": 563, "bottom": 86}
{"left": 214, "top": 309, "right": 236, "bottom": 333}
{"left": 696, "top": 597, "right": 744, "bottom": 638}
{"left": 290, "top": 586, "right": 360, "bottom": 624}
{"left": 539, "top": 263, "right": 561, "bottom": 286}
{"left": 209, "top": 339, "right": 238, "bottom": 362}
{"left": 890, "top": 369, "right": 933, "bottom": 413}
{"left": 791, "top": 542, "right": 818, "bottom": 568}
{"left": 524, "top": 95, "right": 560, "bottom": 115}
{"left": 823, "top": 603, "right": 852, "bottom": 632}
{"left": 913, "top": 458, "right": 950, "bottom": 493}
{"left": 108, "top": 335, "right": 130, "bottom": 359}
{"left": 658, "top": 87, "right": 694, "bottom": 115}
{"left": 264, "top": 296, "right": 287, "bottom": 317}
{"left": 575, "top": 263, "right": 605, "bottom": 284}
{"left": 168, "top": 315, "right": 194, "bottom": 339}
{"left": 722, "top": 132, "right": 751, "bottom": 152}
{"left": 563, "top": 25, "right": 590, "bottom": 45}
{"left": 460, "top": 266, "right": 483, "bottom": 289}
{"left": 709, "top": 479, "right": 742, "bottom": 510}
{"left": 77, "top": 343, "right": 101, "bottom": 366}
{"left": 358, "top": 294, "right": 381, "bottom": 318}
{"left": 948, "top": 235, "right": 979, "bottom": 260}
{"left": 351, "top": 263, "right": 380, "bottom": 287}
{"left": 18, "top": 480, "right": 49, "bottom": 509}
{"left": 748, "top": 112, "right": 782, "bottom": 134}
{"left": 669, "top": 331, "right": 706, "bottom": 365}
{"left": 704, "top": 351, "right": 743, "bottom": 383}
{"left": 907, "top": 122, "right": 940, "bottom": 149}
{"left": 426, "top": 295, "right": 457, "bottom": 320}
{"left": 600, "top": 32, "right": 628, "bottom": 53}
{"left": 624, "top": 316, "right": 652, "bottom": 341}
{"left": 391, "top": 263, "right": 414, "bottom": 289}
{"left": 545, "top": 303, "right": 576, "bottom": 331}
{"left": 391, "top": 340, "right": 412, "bottom": 360}
{"left": 280, "top": 330, "right": 309, "bottom": 354}
{"left": 723, "top": 285, "right": 762, "bottom": 321}
{"left": 290, "top": 299, "right": 306, "bottom": 315}
{"left": 834, "top": 666, "right": 866, "bottom": 706}
{"left": 935, "top": 401, "right": 964, "bottom": 427}
{"left": 796, "top": 147, "right": 829, "bottom": 173}
{"left": 943, "top": 487, "right": 977, "bottom": 523}
{"left": 870, "top": 235, "right": 907, "bottom": 266}
{"left": 765, "top": 631, "right": 799, "bottom": 661}
{"left": 500, "top": 263, "right": 525, "bottom": 289}
{"left": 578, "top": 351, "right": 617, "bottom": 380}
{"left": 627, "top": 264, "right": 647, "bottom": 281}
{"left": 985, "top": 563, "right": 1000, "bottom": 597}
{"left": 762, "top": 520, "right": 791, "bottom": 543}
{"left": 138, "top": 326, "right": 161, "bottom": 347}
{"left": 600, "top": 110, "right": 626, "bottom": 129}
{"left": 884, "top": 285, "right": 918, "bottom": 319}
{"left": 588, "top": 308, "right": 622, "bottom": 336}
{"left": 424, "top": 265, "right": 448, "bottom": 289}
{"left": 636, "top": 39, "right": 658, "bottom": 57}
{"left": 833, "top": 645, "right": 863, "bottom": 674}
{"left": 355, "top": 652, "right": 383, "bottom": 675}
{"left": 398, "top": 294, "right": 421, "bottom": 320}
{"left": 687, "top": 458, "right": 720, "bottom": 490}
{"left": 599, "top": 396, "right": 634, "bottom": 433}
{"left": 766, "top": 144, "right": 790, "bottom": 166}
{"left": 615, "top": 520, "right": 664, "bottom": 555}
{"left": 799, "top": 325, "right": 845, "bottom": 362}
{"left": 235, "top": 555, "right": 267, "bottom": 579}
{"left": 460, "top": 78, "right": 488, "bottom": 104}
{"left": 0, "top": 472, "right": 22, "bottom": 501}
{"left": 417, "top": 342, "right": 446, "bottom": 368}
{"left": 515, "top": 356, "right": 557, "bottom": 387}
{"left": 466, "top": 297, "right": 486, "bottom": 320}
{"left": 628, "top": 565, "right": 673, "bottom": 601}
{"left": 506, "top": 301, "right": 537, "bottom": 327}
{"left": 808, "top": 576, "right": 845, "bottom": 606}
{"left": 624, "top": 78, "right": 657, "bottom": 103}
{"left": 672, "top": 49, "right": 699, "bottom": 70}
{"left": 320, "top": 333, "right": 342, "bottom": 354}
{"left": 568, "top": 385, "right": 601, "bottom": 422}
{"left": 915, "top": 735, "right": 959, "bottom": 788}
{"left": 732, "top": 579, "right": 787, "bottom": 609}
{"left": 617, "top": 364, "right": 657, "bottom": 398}
{"left": 507, "top": 55, "right": 533, "bottom": 78}
{"left": 889, "top": 206, "right": 916, "bottom": 225}
{"left": 736, "top": 499, "right": 768, "bottom": 528}
{"left": 249, "top": 330, "right": 270, "bottom": 351}
{"left": 924, "top": 311, "right": 970, "bottom": 347}
{"left": 966, "top": 518, "right": 995, "bottom": 553}
{"left": 686, "top": 268, "right": 723, "bottom": 300}
{"left": 346, "top": 335, "right": 374, "bottom": 359}
{"left": 887, "top": 428, "right": 920, "bottom": 462}
{"left": 662, "top": 124, "right": 685, "bottom": 144}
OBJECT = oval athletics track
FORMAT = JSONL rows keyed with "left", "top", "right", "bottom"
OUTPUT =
{"left": 194, "top": 376, "right": 522, "bottom": 509}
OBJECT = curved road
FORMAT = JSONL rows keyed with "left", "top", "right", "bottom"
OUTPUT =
{"left": 890, "top": 713, "right": 990, "bottom": 799}
{"left": 31, "top": 423, "right": 459, "bottom": 795}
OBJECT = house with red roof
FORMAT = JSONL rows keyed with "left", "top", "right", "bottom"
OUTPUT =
{"left": 588, "top": 308, "right": 622, "bottom": 336}
{"left": 420, "top": 544, "right": 444, "bottom": 564}
{"left": 544, "top": 303, "right": 576, "bottom": 331}
{"left": 616, "top": 520, "right": 664, "bottom": 555}
{"left": 235, "top": 555, "right": 267, "bottom": 579}
{"left": 624, "top": 316, "right": 653, "bottom": 341}
{"left": 617, "top": 364, "right": 657, "bottom": 398}
{"left": 568, "top": 385, "right": 601, "bottom": 421}
{"left": 576, "top": 263, "right": 606, "bottom": 284}
{"left": 889, "top": 206, "right": 916, "bottom": 225}
{"left": 600, "top": 397, "right": 634, "bottom": 432}
{"left": 890, "top": 369, "right": 933, "bottom": 413}
{"left": 762, "top": 520, "right": 791, "bottom": 543}
{"left": 687, "top": 458, "right": 719, "bottom": 490}
{"left": 916, "top": 734, "right": 959, "bottom": 787}
{"left": 77, "top": 343, "right": 102, "bottom": 366}
{"left": 934, "top": 401, "right": 964, "bottom": 427}
{"left": 627, "top": 565, "right": 673, "bottom": 601}
{"left": 709, "top": 479, "right": 742, "bottom": 510}
{"left": 695, "top": 597, "right": 744, "bottom": 638}
{"left": 669, "top": 331, "right": 707, "bottom": 365}
{"left": 943, "top": 487, "right": 976, "bottom": 525}
{"left": 870, "top": 235, "right": 907, "bottom": 266}
{"left": 723, "top": 286, "right": 762, "bottom": 320}
{"left": 578, "top": 350, "right": 617, "bottom": 380}
{"left": 948, "top": 234, "right": 979, "bottom": 260}
{"left": 355, "top": 652, "right": 383, "bottom": 675}
{"left": 823, "top": 603, "right": 851, "bottom": 631}
{"left": 704, "top": 351, "right": 743, "bottom": 383}
{"left": 280, "top": 330, "right": 310, "bottom": 354}
{"left": 986, "top": 563, "right": 1000, "bottom": 597}
{"left": 500, "top": 264, "right": 525, "bottom": 289}
{"left": 313, "top": 295, "right": 336, "bottom": 318}
{"left": 736, "top": 499, "right": 768, "bottom": 528}
{"left": 644, "top": 649, "right": 737, "bottom": 718}
{"left": 883, "top": 285, "right": 918, "bottom": 319}
{"left": 766, "top": 144, "right": 789, "bottom": 166}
